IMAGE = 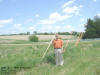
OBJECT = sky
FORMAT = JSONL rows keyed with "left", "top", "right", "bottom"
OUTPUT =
{"left": 0, "top": 0, "right": 100, "bottom": 34}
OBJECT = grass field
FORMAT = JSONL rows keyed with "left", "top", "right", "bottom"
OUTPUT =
{"left": 0, "top": 38, "right": 100, "bottom": 75}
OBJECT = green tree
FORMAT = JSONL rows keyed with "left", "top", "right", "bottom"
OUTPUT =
{"left": 44, "top": 32, "right": 48, "bottom": 35}
{"left": 27, "top": 32, "right": 30, "bottom": 35}
{"left": 83, "top": 16, "right": 100, "bottom": 39}
{"left": 33, "top": 31, "right": 37, "bottom": 35}
{"left": 72, "top": 31, "right": 78, "bottom": 36}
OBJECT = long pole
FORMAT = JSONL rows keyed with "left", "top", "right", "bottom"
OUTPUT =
{"left": 42, "top": 37, "right": 54, "bottom": 59}
{"left": 63, "top": 32, "right": 72, "bottom": 52}
{"left": 41, "top": 32, "right": 57, "bottom": 59}
{"left": 75, "top": 32, "right": 83, "bottom": 47}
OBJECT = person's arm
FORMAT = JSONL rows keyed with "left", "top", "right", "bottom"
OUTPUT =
{"left": 52, "top": 40, "right": 55, "bottom": 47}
{"left": 61, "top": 40, "right": 64, "bottom": 53}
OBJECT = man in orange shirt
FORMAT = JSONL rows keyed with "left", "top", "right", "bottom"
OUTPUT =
{"left": 52, "top": 33, "right": 64, "bottom": 66}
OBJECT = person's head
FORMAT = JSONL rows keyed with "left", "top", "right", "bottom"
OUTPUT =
{"left": 55, "top": 33, "right": 59, "bottom": 40}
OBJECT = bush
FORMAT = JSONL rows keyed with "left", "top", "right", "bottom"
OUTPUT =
{"left": 29, "top": 35, "right": 39, "bottom": 42}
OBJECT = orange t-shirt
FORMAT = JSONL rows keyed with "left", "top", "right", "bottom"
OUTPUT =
{"left": 53, "top": 39, "right": 63, "bottom": 48}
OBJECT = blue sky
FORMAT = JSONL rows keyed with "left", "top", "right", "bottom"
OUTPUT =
{"left": 0, "top": 0, "right": 100, "bottom": 34}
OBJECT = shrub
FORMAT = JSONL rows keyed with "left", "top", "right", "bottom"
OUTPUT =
{"left": 29, "top": 35, "right": 39, "bottom": 42}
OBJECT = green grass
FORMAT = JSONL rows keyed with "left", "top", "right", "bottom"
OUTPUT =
{"left": 0, "top": 38, "right": 50, "bottom": 44}
{"left": 12, "top": 40, "right": 33, "bottom": 44}
{"left": 0, "top": 39, "right": 100, "bottom": 75}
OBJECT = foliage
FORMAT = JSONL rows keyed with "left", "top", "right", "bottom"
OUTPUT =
{"left": 58, "top": 32, "right": 70, "bottom": 35}
{"left": 83, "top": 16, "right": 100, "bottom": 39}
{"left": 33, "top": 31, "right": 37, "bottom": 35}
{"left": 29, "top": 35, "right": 39, "bottom": 42}
{"left": 72, "top": 31, "right": 79, "bottom": 36}
{"left": 27, "top": 32, "right": 30, "bottom": 35}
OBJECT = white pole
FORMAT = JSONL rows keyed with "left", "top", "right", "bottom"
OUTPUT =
{"left": 63, "top": 32, "right": 72, "bottom": 52}
{"left": 41, "top": 37, "right": 54, "bottom": 59}
{"left": 41, "top": 32, "right": 57, "bottom": 59}
{"left": 75, "top": 32, "right": 83, "bottom": 47}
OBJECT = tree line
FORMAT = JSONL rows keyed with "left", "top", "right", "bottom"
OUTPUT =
{"left": 83, "top": 16, "right": 100, "bottom": 39}
{"left": 5, "top": 31, "right": 79, "bottom": 36}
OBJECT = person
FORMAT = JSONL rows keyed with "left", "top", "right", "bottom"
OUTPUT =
{"left": 52, "top": 33, "right": 64, "bottom": 66}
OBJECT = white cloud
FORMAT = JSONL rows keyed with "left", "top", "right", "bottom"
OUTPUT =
{"left": 93, "top": 0, "right": 97, "bottom": 2}
{"left": 62, "top": 25, "right": 72, "bottom": 31}
{"left": 79, "top": 5, "right": 83, "bottom": 8}
{"left": 39, "top": 12, "right": 73, "bottom": 25}
{"left": 49, "top": 12, "right": 72, "bottom": 21}
{"left": 80, "top": 18, "right": 85, "bottom": 22}
{"left": 12, "top": 23, "right": 25, "bottom": 33}
{"left": 49, "top": 12, "right": 62, "bottom": 20}
{"left": 13, "top": 24, "right": 23, "bottom": 31}
{"left": 28, "top": 26, "right": 35, "bottom": 31}
{"left": 0, "top": 18, "right": 13, "bottom": 27}
{"left": 79, "top": 17, "right": 86, "bottom": 27}
{"left": 54, "top": 25, "right": 72, "bottom": 32}
{"left": 35, "top": 14, "right": 40, "bottom": 17}
{"left": 62, "top": 0, "right": 75, "bottom": 8}
{"left": 55, "top": 26, "right": 61, "bottom": 32}
{"left": 72, "top": 27, "right": 85, "bottom": 32}
{"left": 14, "top": 24, "right": 22, "bottom": 28}
{"left": 39, "top": 25, "right": 53, "bottom": 32}
{"left": 28, "top": 24, "right": 38, "bottom": 32}
{"left": 97, "top": 13, "right": 100, "bottom": 17}
{"left": 39, "top": 19, "right": 56, "bottom": 25}
{"left": 24, "top": 18, "right": 33, "bottom": 24}
{"left": 38, "top": 25, "right": 61, "bottom": 32}
{"left": 66, "top": 25, "right": 71, "bottom": 28}
{"left": 37, "top": 24, "right": 73, "bottom": 32}
{"left": 0, "top": 18, "right": 13, "bottom": 25}
{"left": 63, "top": 6, "right": 78, "bottom": 13}
{"left": 80, "top": 24, "right": 85, "bottom": 27}
{"left": 63, "top": 5, "right": 83, "bottom": 15}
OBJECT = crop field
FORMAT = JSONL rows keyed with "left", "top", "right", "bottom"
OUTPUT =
{"left": 0, "top": 37, "right": 100, "bottom": 75}
{"left": 0, "top": 35, "right": 75, "bottom": 40}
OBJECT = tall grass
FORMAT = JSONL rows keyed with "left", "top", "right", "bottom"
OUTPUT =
{"left": 0, "top": 40, "right": 100, "bottom": 75}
